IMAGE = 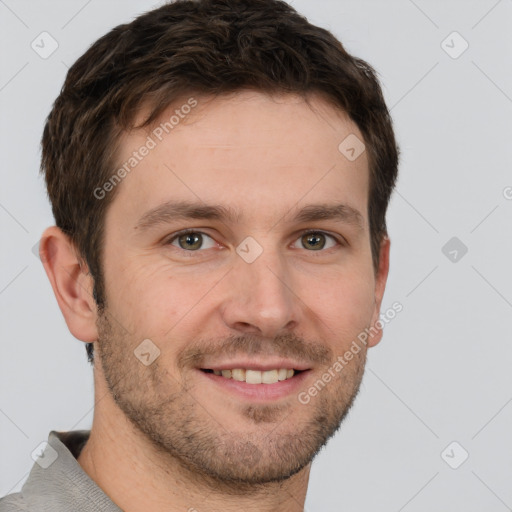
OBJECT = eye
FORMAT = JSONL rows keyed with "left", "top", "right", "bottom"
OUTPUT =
{"left": 164, "top": 229, "right": 342, "bottom": 254}
{"left": 292, "top": 231, "right": 340, "bottom": 251}
{"left": 166, "top": 230, "right": 217, "bottom": 251}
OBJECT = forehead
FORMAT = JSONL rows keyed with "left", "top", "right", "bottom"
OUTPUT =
{"left": 109, "top": 91, "right": 370, "bottom": 229}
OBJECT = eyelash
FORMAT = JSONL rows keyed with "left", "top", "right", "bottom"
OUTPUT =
{"left": 164, "top": 228, "right": 345, "bottom": 256}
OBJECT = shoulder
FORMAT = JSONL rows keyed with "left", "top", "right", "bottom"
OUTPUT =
{"left": 0, "top": 493, "right": 30, "bottom": 511}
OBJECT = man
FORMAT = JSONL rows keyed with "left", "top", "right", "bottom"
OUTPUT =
{"left": 0, "top": 0, "right": 399, "bottom": 510}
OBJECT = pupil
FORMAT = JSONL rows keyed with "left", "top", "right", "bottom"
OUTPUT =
{"left": 180, "top": 233, "right": 201, "bottom": 250}
{"left": 305, "top": 233, "right": 324, "bottom": 250}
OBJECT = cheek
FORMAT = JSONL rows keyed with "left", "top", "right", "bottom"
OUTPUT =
{"left": 112, "top": 260, "right": 221, "bottom": 337}
{"left": 106, "top": 261, "right": 178, "bottom": 333}
{"left": 305, "top": 269, "right": 375, "bottom": 336}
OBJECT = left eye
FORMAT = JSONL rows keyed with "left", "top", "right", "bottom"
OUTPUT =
{"left": 291, "top": 231, "right": 338, "bottom": 251}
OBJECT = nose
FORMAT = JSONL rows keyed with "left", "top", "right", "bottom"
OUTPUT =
{"left": 220, "top": 246, "right": 301, "bottom": 339}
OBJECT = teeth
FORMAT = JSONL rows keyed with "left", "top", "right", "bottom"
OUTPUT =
{"left": 278, "top": 368, "right": 288, "bottom": 381}
{"left": 262, "top": 369, "right": 278, "bottom": 384}
{"left": 210, "top": 368, "right": 296, "bottom": 384}
{"left": 246, "top": 370, "right": 262, "bottom": 384}
{"left": 232, "top": 369, "right": 246, "bottom": 381}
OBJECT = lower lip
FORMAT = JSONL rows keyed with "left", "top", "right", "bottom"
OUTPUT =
{"left": 198, "top": 369, "right": 311, "bottom": 401}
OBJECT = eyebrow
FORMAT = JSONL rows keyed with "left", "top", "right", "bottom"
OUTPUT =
{"left": 134, "top": 200, "right": 365, "bottom": 232}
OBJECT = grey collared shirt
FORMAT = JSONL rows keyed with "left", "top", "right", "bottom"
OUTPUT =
{"left": 0, "top": 430, "right": 122, "bottom": 512}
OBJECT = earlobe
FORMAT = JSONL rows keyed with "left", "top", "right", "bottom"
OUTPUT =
{"left": 366, "top": 236, "right": 391, "bottom": 348}
{"left": 39, "top": 226, "right": 99, "bottom": 343}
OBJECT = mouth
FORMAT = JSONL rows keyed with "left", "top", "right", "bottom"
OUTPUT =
{"left": 198, "top": 366, "right": 311, "bottom": 401}
{"left": 200, "top": 368, "right": 305, "bottom": 384}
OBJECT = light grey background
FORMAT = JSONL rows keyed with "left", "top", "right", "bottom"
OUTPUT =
{"left": 1, "top": 0, "right": 511, "bottom": 510}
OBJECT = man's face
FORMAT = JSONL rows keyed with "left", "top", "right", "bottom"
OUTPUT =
{"left": 95, "top": 91, "right": 388, "bottom": 485}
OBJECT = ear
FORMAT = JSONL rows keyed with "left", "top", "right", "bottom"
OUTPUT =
{"left": 39, "top": 226, "right": 99, "bottom": 343}
{"left": 366, "top": 235, "right": 391, "bottom": 348}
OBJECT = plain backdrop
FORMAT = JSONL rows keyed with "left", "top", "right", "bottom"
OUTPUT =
{"left": 1, "top": 0, "right": 511, "bottom": 510}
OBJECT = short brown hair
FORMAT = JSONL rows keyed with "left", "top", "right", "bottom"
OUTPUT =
{"left": 41, "top": 0, "right": 399, "bottom": 365}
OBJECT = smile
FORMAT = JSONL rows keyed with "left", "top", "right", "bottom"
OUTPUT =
{"left": 198, "top": 367, "right": 311, "bottom": 401}
{"left": 201, "top": 368, "right": 300, "bottom": 384}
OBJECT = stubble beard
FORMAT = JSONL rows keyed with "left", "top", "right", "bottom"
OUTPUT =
{"left": 95, "top": 308, "right": 367, "bottom": 493}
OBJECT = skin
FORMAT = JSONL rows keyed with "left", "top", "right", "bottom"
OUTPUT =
{"left": 40, "top": 91, "right": 390, "bottom": 512}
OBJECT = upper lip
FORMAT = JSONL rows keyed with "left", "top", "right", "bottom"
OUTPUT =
{"left": 199, "top": 359, "right": 312, "bottom": 372}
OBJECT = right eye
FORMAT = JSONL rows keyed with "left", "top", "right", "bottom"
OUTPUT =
{"left": 165, "top": 230, "right": 217, "bottom": 252}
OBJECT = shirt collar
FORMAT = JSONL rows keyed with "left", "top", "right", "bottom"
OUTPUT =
{"left": 20, "top": 430, "right": 123, "bottom": 511}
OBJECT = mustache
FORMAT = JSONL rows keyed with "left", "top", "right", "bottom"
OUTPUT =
{"left": 177, "top": 332, "right": 333, "bottom": 370}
